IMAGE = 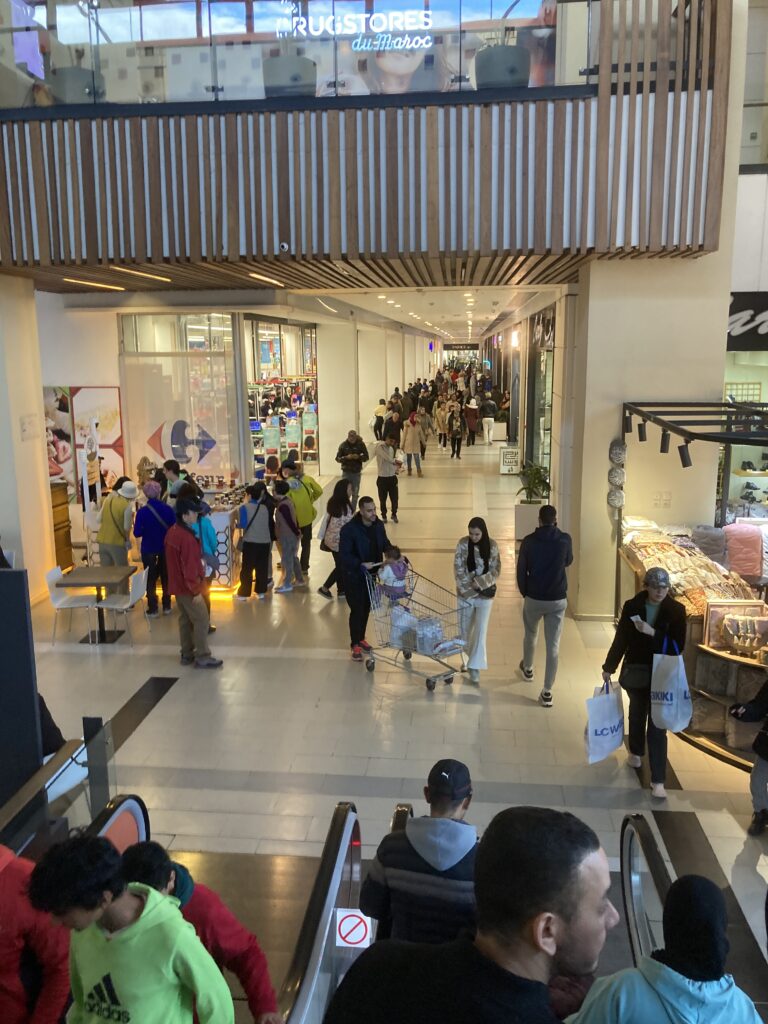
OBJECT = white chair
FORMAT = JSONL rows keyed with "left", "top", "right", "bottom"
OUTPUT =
{"left": 46, "top": 567, "right": 97, "bottom": 646}
{"left": 96, "top": 568, "right": 149, "bottom": 646}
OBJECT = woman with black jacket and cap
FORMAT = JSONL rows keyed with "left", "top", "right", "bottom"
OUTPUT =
{"left": 601, "top": 567, "right": 687, "bottom": 800}
{"left": 566, "top": 874, "right": 761, "bottom": 1023}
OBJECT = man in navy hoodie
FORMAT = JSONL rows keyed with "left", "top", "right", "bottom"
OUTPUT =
{"left": 516, "top": 505, "right": 573, "bottom": 708}
{"left": 360, "top": 759, "right": 476, "bottom": 944}
{"left": 339, "top": 496, "right": 389, "bottom": 662}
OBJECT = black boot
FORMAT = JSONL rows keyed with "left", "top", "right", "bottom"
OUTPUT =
{"left": 748, "top": 810, "right": 768, "bottom": 836}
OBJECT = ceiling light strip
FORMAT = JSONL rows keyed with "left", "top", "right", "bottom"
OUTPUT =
{"left": 63, "top": 278, "right": 125, "bottom": 292}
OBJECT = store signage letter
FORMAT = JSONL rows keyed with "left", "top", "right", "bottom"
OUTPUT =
{"left": 728, "top": 293, "right": 768, "bottom": 350}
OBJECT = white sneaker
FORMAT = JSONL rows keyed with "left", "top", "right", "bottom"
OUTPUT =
{"left": 651, "top": 783, "right": 667, "bottom": 799}
{"left": 627, "top": 754, "right": 642, "bottom": 769}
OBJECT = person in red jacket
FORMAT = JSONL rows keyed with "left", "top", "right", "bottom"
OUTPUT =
{"left": 164, "top": 498, "right": 222, "bottom": 669}
{"left": 0, "top": 844, "right": 70, "bottom": 1024}
{"left": 122, "top": 842, "right": 280, "bottom": 1024}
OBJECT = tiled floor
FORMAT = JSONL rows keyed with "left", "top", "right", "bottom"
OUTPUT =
{"left": 32, "top": 440, "right": 768, "bottom": 958}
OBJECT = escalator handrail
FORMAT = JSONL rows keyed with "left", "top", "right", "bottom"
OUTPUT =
{"left": 278, "top": 801, "right": 360, "bottom": 1021}
{"left": 620, "top": 813, "right": 673, "bottom": 967}
{"left": 0, "top": 739, "right": 83, "bottom": 834}
{"left": 85, "top": 793, "right": 151, "bottom": 843}
{"left": 390, "top": 802, "right": 413, "bottom": 832}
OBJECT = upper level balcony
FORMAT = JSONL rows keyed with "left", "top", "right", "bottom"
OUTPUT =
{"left": 0, "top": 0, "right": 735, "bottom": 288}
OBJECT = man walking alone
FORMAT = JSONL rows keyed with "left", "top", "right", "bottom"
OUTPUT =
{"left": 516, "top": 505, "right": 572, "bottom": 708}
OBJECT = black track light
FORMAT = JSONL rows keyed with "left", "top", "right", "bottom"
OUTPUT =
{"left": 638, "top": 420, "right": 647, "bottom": 442}
{"left": 660, "top": 430, "right": 670, "bottom": 454}
{"left": 678, "top": 442, "right": 692, "bottom": 468}
{"left": 623, "top": 411, "right": 633, "bottom": 434}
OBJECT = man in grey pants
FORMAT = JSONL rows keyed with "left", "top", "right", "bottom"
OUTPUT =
{"left": 516, "top": 505, "right": 573, "bottom": 708}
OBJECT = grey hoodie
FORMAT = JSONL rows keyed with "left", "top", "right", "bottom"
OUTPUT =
{"left": 405, "top": 817, "right": 477, "bottom": 871}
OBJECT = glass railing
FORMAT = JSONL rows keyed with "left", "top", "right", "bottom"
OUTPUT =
{"left": 620, "top": 813, "right": 673, "bottom": 966}
{"left": 0, "top": 0, "right": 594, "bottom": 111}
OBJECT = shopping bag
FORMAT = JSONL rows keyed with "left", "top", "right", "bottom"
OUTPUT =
{"left": 316, "top": 512, "right": 329, "bottom": 540}
{"left": 650, "top": 639, "right": 691, "bottom": 732}
{"left": 416, "top": 616, "right": 445, "bottom": 655}
{"left": 585, "top": 682, "right": 625, "bottom": 765}
{"left": 390, "top": 605, "right": 418, "bottom": 649}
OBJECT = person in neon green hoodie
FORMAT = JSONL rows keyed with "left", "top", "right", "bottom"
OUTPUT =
{"left": 29, "top": 836, "right": 234, "bottom": 1024}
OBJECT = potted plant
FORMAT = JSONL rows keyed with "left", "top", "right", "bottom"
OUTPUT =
{"left": 515, "top": 461, "right": 550, "bottom": 541}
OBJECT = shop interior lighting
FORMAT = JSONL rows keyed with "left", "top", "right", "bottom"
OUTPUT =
{"left": 316, "top": 298, "right": 338, "bottom": 313}
{"left": 377, "top": 294, "right": 386, "bottom": 299}
{"left": 113, "top": 266, "right": 172, "bottom": 283}
{"left": 678, "top": 441, "right": 692, "bottom": 468}
{"left": 63, "top": 277, "right": 125, "bottom": 291}
{"left": 387, "top": 300, "right": 395, "bottom": 304}
{"left": 511, "top": 331, "right": 520, "bottom": 348}
{"left": 249, "top": 271, "right": 285, "bottom": 287}
{"left": 623, "top": 411, "right": 633, "bottom": 434}
{"left": 637, "top": 420, "right": 647, "bottom": 442}
{"left": 394, "top": 304, "right": 401, "bottom": 308}
{"left": 463, "top": 292, "right": 472, "bottom": 297}
{"left": 660, "top": 430, "right": 670, "bottom": 453}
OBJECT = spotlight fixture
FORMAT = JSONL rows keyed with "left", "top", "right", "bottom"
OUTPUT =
{"left": 637, "top": 420, "right": 647, "bottom": 442}
{"left": 678, "top": 442, "right": 692, "bottom": 468}
{"left": 623, "top": 411, "right": 633, "bottom": 434}
{"left": 660, "top": 430, "right": 670, "bottom": 454}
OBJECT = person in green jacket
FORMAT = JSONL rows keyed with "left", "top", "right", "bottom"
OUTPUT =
{"left": 281, "top": 460, "right": 323, "bottom": 574}
{"left": 29, "top": 836, "right": 234, "bottom": 1024}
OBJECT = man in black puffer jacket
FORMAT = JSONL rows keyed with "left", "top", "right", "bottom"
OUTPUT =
{"left": 360, "top": 759, "right": 476, "bottom": 944}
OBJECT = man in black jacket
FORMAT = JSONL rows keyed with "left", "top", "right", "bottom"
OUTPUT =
{"left": 335, "top": 430, "right": 369, "bottom": 507}
{"left": 324, "top": 807, "right": 619, "bottom": 1024}
{"left": 339, "top": 497, "right": 389, "bottom": 661}
{"left": 730, "top": 682, "right": 768, "bottom": 835}
{"left": 360, "top": 759, "right": 477, "bottom": 944}
{"left": 382, "top": 411, "right": 402, "bottom": 447}
{"left": 516, "top": 506, "right": 573, "bottom": 708}
{"left": 479, "top": 396, "right": 498, "bottom": 445}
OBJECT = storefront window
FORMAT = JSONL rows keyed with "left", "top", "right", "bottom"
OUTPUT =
{"left": 119, "top": 313, "right": 242, "bottom": 492}
{"left": 524, "top": 306, "right": 555, "bottom": 472}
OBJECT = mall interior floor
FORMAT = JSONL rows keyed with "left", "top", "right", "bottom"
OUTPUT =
{"left": 30, "top": 439, "right": 768, "bottom": 992}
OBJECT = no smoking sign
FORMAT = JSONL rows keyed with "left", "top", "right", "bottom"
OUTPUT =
{"left": 335, "top": 909, "right": 373, "bottom": 949}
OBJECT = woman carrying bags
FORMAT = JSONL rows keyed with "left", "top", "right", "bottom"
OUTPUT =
{"left": 601, "top": 567, "right": 686, "bottom": 800}
{"left": 317, "top": 479, "right": 354, "bottom": 600}
{"left": 453, "top": 517, "right": 501, "bottom": 684}
{"left": 401, "top": 412, "right": 423, "bottom": 477}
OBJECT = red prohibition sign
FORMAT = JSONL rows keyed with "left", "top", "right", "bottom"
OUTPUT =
{"left": 338, "top": 913, "right": 369, "bottom": 946}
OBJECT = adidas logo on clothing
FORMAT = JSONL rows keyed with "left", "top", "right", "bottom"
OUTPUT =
{"left": 84, "top": 974, "right": 131, "bottom": 1022}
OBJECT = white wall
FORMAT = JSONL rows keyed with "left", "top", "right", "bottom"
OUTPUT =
{"left": 404, "top": 335, "right": 416, "bottom": 386}
{"left": 732, "top": 172, "right": 768, "bottom": 291}
{"left": 385, "top": 331, "right": 404, "bottom": 396}
{"left": 357, "top": 328, "right": 387, "bottom": 442}
{"left": 36, "top": 293, "right": 120, "bottom": 387}
{"left": 316, "top": 320, "right": 358, "bottom": 474}
{"left": 0, "top": 279, "right": 56, "bottom": 601}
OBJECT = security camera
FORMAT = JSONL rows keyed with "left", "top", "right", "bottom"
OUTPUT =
{"left": 279, "top": 241, "right": 290, "bottom": 253}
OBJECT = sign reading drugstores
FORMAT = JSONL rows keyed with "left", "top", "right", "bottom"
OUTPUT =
{"left": 728, "top": 293, "right": 768, "bottom": 350}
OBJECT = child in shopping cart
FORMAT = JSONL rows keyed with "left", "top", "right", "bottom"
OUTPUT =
{"left": 377, "top": 545, "right": 411, "bottom": 604}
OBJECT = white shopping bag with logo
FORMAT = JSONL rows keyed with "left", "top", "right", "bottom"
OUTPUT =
{"left": 650, "top": 639, "right": 691, "bottom": 732}
{"left": 585, "top": 682, "right": 625, "bottom": 765}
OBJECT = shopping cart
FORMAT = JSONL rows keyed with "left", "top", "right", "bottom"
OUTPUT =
{"left": 363, "top": 568, "right": 470, "bottom": 691}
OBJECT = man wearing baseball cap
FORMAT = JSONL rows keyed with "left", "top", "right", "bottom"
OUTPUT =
{"left": 165, "top": 498, "right": 222, "bottom": 669}
{"left": 602, "top": 566, "right": 687, "bottom": 799}
{"left": 359, "top": 759, "right": 477, "bottom": 945}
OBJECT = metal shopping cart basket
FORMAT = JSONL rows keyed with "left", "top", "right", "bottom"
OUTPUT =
{"left": 363, "top": 568, "right": 470, "bottom": 691}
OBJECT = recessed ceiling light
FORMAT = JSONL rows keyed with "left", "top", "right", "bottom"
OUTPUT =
{"left": 113, "top": 266, "right": 172, "bottom": 283}
{"left": 387, "top": 300, "right": 395, "bottom": 304}
{"left": 63, "top": 278, "right": 125, "bottom": 291}
{"left": 463, "top": 292, "right": 472, "bottom": 297}
{"left": 249, "top": 271, "right": 285, "bottom": 287}
{"left": 377, "top": 294, "right": 386, "bottom": 299}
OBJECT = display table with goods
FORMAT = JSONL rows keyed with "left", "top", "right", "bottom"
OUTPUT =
{"left": 205, "top": 486, "right": 248, "bottom": 590}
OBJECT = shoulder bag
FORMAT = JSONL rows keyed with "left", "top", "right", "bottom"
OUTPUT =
{"left": 619, "top": 663, "right": 652, "bottom": 690}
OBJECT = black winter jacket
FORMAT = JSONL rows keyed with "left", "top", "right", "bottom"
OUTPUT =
{"left": 731, "top": 680, "right": 768, "bottom": 761}
{"left": 339, "top": 514, "right": 390, "bottom": 578}
{"left": 335, "top": 438, "right": 369, "bottom": 474}
{"left": 603, "top": 591, "right": 687, "bottom": 674}
{"left": 516, "top": 525, "right": 573, "bottom": 601}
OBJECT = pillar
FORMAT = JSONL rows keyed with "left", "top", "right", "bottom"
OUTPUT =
{"left": 357, "top": 328, "right": 387, "bottom": 439}
{"left": 316, "top": 319, "right": 358, "bottom": 474}
{"left": 0, "top": 278, "right": 56, "bottom": 602}
{"left": 404, "top": 334, "right": 416, "bottom": 386}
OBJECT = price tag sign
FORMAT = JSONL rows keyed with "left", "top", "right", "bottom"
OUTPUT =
{"left": 335, "top": 910, "right": 372, "bottom": 949}
{"left": 499, "top": 446, "right": 521, "bottom": 475}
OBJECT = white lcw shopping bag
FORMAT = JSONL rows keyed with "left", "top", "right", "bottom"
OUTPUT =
{"left": 585, "top": 682, "right": 625, "bottom": 765}
{"left": 650, "top": 638, "right": 692, "bottom": 732}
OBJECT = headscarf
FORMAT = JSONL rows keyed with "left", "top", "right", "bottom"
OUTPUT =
{"left": 408, "top": 412, "right": 417, "bottom": 425}
{"left": 651, "top": 875, "right": 729, "bottom": 982}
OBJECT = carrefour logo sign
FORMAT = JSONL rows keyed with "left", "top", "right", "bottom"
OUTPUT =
{"left": 276, "top": 9, "right": 434, "bottom": 51}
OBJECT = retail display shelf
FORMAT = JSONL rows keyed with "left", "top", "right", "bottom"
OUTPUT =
{"left": 697, "top": 643, "right": 768, "bottom": 668}
{"left": 732, "top": 470, "right": 768, "bottom": 477}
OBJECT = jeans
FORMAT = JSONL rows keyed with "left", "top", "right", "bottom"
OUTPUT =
{"left": 751, "top": 756, "right": 768, "bottom": 813}
{"left": 438, "top": 433, "right": 447, "bottom": 448}
{"left": 323, "top": 550, "right": 345, "bottom": 595}
{"left": 522, "top": 597, "right": 567, "bottom": 691}
{"left": 176, "top": 593, "right": 211, "bottom": 661}
{"left": 482, "top": 417, "right": 495, "bottom": 444}
{"left": 626, "top": 680, "right": 668, "bottom": 784}
{"left": 374, "top": 416, "right": 384, "bottom": 440}
{"left": 451, "top": 436, "right": 462, "bottom": 457}
{"left": 300, "top": 524, "right": 313, "bottom": 572}
{"left": 344, "top": 572, "right": 371, "bottom": 647}
{"left": 143, "top": 551, "right": 170, "bottom": 613}
{"left": 459, "top": 595, "right": 494, "bottom": 670}
{"left": 342, "top": 470, "right": 362, "bottom": 507}
{"left": 406, "top": 453, "right": 421, "bottom": 471}
{"left": 98, "top": 542, "right": 129, "bottom": 594}
{"left": 239, "top": 541, "right": 271, "bottom": 597}
{"left": 278, "top": 535, "right": 304, "bottom": 586}
{"left": 377, "top": 476, "right": 398, "bottom": 516}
